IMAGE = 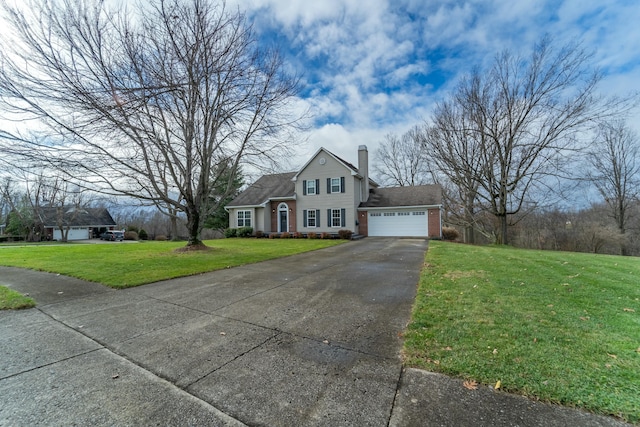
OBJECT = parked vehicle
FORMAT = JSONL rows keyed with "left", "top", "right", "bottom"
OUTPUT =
{"left": 100, "top": 231, "right": 124, "bottom": 241}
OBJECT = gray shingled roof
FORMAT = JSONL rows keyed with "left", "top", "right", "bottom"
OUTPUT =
{"left": 38, "top": 207, "right": 117, "bottom": 227}
{"left": 226, "top": 172, "right": 296, "bottom": 207}
{"left": 359, "top": 185, "right": 442, "bottom": 208}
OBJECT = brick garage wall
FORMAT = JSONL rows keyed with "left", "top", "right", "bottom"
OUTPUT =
{"left": 358, "top": 210, "right": 368, "bottom": 236}
{"left": 428, "top": 207, "right": 441, "bottom": 238}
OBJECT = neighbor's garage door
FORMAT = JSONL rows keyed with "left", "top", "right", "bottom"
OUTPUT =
{"left": 368, "top": 210, "right": 428, "bottom": 237}
{"left": 53, "top": 227, "right": 89, "bottom": 241}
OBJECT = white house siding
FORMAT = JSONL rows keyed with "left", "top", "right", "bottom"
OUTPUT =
{"left": 230, "top": 207, "right": 260, "bottom": 230}
{"left": 296, "top": 150, "right": 359, "bottom": 233}
{"left": 255, "top": 207, "right": 267, "bottom": 232}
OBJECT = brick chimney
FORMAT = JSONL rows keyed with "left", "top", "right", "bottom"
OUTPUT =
{"left": 358, "top": 145, "right": 369, "bottom": 202}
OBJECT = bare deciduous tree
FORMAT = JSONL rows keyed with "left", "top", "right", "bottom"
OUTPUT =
{"left": 425, "top": 37, "right": 631, "bottom": 245}
{"left": 0, "top": 0, "right": 301, "bottom": 248}
{"left": 587, "top": 120, "right": 640, "bottom": 253}
{"left": 425, "top": 96, "right": 486, "bottom": 244}
{"left": 374, "top": 126, "right": 430, "bottom": 186}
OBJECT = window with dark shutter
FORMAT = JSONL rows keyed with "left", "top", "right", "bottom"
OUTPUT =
{"left": 330, "top": 208, "right": 342, "bottom": 227}
{"left": 329, "top": 177, "right": 343, "bottom": 193}
{"left": 304, "top": 179, "right": 317, "bottom": 195}
{"left": 307, "top": 209, "right": 317, "bottom": 227}
{"left": 303, "top": 210, "right": 308, "bottom": 227}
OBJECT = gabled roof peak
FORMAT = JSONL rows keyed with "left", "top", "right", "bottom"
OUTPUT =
{"left": 293, "top": 147, "right": 359, "bottom": 180}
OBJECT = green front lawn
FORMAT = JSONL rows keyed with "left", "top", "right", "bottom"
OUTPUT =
{"left": 0, "top": 239, "right": 345, "bottom": 288}
{"left": 0, "top": 285, "right": 36, "bottom": 309}
{"left": 404, "top": 241, "right": 640, "bottom": 423}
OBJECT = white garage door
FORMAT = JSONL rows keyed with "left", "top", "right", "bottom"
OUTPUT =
{"left": 368, "top": 210, "right": 428, "bottom": 237}
{"left": 53, "top": 227, "right": 89, "bottom": 241}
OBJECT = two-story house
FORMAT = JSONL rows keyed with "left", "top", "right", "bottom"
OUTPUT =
{"left": 225, "top": 146, "right": 442, "bottom": 238}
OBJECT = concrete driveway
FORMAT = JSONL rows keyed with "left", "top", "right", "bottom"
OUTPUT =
{"left": 0, "top": 238, "right": 629, "bottom": 426}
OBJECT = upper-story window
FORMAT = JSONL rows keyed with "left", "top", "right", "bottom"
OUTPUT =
{"left": 327, "top": 177, "right": 345, "bottom": 193}
{"left": 331, "top": 178, "right": 341, "bottom": 193}
{"left": 303, "top": 179, "right": 318, "bottom": 195}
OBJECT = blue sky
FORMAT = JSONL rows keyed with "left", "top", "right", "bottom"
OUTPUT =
{"left": 232, "top": 0, "right": 640, "bottom": 167}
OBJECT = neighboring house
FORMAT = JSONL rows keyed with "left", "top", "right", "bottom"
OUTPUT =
{"left": 226, "top": 146, "right": 443, "bottom": 238}
{"left": 38, "top": 207, "right": 118, "bottom": 241}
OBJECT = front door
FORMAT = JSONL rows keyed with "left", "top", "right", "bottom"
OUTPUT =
{"left": 278, "top": 203, "right": 288, "bottom": 233}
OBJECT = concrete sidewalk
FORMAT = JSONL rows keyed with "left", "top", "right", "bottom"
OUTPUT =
{"left": 0, "top": 239, "right": 630, "bottom": 426}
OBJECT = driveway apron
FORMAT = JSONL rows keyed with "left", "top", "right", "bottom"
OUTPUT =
{"left": 0, "top": 238, "right": 427, "bottom": 426}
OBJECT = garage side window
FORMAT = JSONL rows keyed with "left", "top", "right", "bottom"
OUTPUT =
{"left": 237, "top": 210, "right": 252, "bottom": 227}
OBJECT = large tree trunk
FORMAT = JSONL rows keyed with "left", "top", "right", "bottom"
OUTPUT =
{"left": 186, "top": 208, "right": 203, "bottom": 247}
{"left": 497, "top": 214, "right": 508, "bottom": 245}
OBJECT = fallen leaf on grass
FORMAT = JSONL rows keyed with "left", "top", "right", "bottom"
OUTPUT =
{"left": 463, "top": 380, "right": 478, "bottom": 390}
{"left": 636, "top": 347, "right": 640, "bottom": 353}
{"left": 444, "top": 346, "right": 453, "bottom": 351}
{"left": 492, "top": 348, "right": 498, "bottom": 355}
{"left": 623, "top": 308, "right": 635, "bottom": 312}
{"left": 607, "top": 353, "right": 617, "bottom": 359}
{"left": 579, "top": 316, "right": 589, "bottom": 321}
{"left": 494, "top": 380, "right": 501, "bottom": 390}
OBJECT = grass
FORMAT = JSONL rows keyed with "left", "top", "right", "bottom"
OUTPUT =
{"left": 403, "top": 241, "right": 640, "bottom": 423}
{"left": 0, "top": 285, "right": 36, "bottom": 309}
{"left": 0, "top": 239, "right": 345, "bottom": 288}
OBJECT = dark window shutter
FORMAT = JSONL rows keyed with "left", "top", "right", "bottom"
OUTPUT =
{"left": 315, "top": 179, "right": 320, "bottom": 195}
{"left": 341, "top": 208, "right": 346, "bottom": 227}
{"left": 316, "top": 210, "right": 321, "bottom": 226}
{"left": 303, "top": 180, "right": 307, "bottom": 196}
{"left": 340, "top": 177, "right": 345, "bottom": 193}
{"left": 327, "top": 209, "right": 331, "bottom": 227}
{"left": 327, "top": 178, "right": 331, "bottom": 194}
{"left": 303, "top": 210, "right": 308, "bottom": 227}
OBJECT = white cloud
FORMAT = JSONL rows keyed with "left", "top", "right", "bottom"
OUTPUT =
{"left": 235, "top": 0, "right": 640, "bottom": 162}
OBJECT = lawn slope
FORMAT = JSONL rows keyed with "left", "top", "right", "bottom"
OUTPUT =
{"left": 0, "top": 239, "right": 344, "bottom": 288}
{"left": 404, "top": 241, "right": 639, "bottom": 423}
